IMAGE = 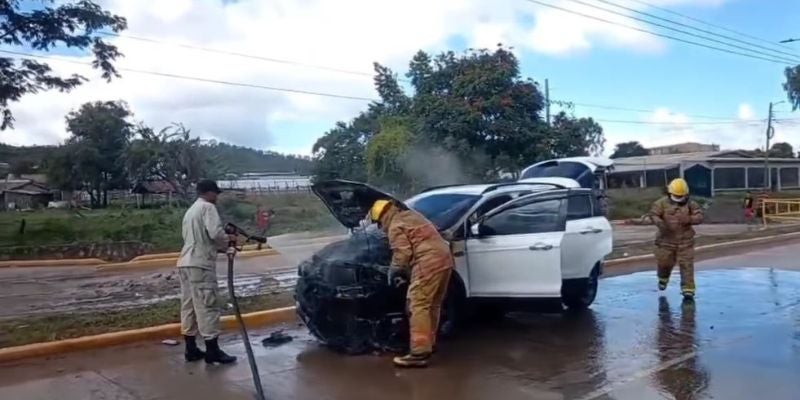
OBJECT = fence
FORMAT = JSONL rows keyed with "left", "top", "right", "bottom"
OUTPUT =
{"left": 761, "top": 198, "right": 800, "bottom": 226}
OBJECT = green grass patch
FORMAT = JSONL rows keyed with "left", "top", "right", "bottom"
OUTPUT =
{"left": 0, "top": 193, "right": 337, "bottom": 254}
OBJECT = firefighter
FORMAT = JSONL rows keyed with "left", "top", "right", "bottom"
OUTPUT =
{"left": 649, "top": 178, "right": 704, "bottom": 300}
{"left": 369, "top": 199, "right": 453, "bottom": 368}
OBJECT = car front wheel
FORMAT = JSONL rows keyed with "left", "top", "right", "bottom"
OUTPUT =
{"left": 562, "top": 267, "right": 599, "bottom": 310}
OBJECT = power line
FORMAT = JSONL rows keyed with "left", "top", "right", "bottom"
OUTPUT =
{"left": 625, "top": 0, "right": 798, "bottom": 53}
{"left": 0, "top": 49, "right": 378, "bottom": 102}
{"left": 97, "top": 31, "right": 385, "bottom": 81}
{"left": 560, "top": 0, "right": 800, "bottom": 64}
{"left": 594, "top": 0, "right": 800, "bottom": 60}
{"left": 521, "top": 0, "right": 794, "bottom": 65}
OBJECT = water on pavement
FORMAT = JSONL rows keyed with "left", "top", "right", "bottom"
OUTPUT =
{"left": 2, "top": 246, "right": 800, "bottom": 400}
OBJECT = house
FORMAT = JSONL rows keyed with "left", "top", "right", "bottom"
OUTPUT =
{"left": 647, "top": 142, "right": 720, "bottom": 155}
{"left": 131, "top": 181, "right": 177, "bottom": 207}
{"left": 0, "top": 180, "right": 54, "bottom": 210}
{"left": 608, "top": 150, "right": 800, "bottom": 197}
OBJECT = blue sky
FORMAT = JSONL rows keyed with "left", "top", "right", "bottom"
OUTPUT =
{"left": 2, "top": 0, "right": 799, "bottom": 155}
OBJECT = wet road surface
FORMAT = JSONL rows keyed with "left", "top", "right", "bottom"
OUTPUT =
{"left": 2, "top": 241, "right": 800, "bottom": 399}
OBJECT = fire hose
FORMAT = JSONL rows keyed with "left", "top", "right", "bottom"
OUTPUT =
{"left": 224, "top": 222, "right": 268, "bottom": 400}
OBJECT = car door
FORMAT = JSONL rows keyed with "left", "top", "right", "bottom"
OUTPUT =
{"left": 466, "top": 193, "right": 567, "bottom": 297}
{"left": 561, "top": 192, "right": 612, "bottom": 280}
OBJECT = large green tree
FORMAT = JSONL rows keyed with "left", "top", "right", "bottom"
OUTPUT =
{"left": 0, "top": 0, "right": 126, "bottom": 128}
{"left": 610, "top": 141, "right": 649, "bottom": 159}
{"left": 784, "top": 65, "right": 800, "bottom": 111}
{"left": 769, "top": 142, "right": 795, "bottom": 158}
{"left": 312, "top": 46, "right": 605, "bottom": 188}
{"left": 61, "top": 100, "right": 133, "bottom": 207}
{"left": 127, "top": 123, "right": 217, "bottom": 202}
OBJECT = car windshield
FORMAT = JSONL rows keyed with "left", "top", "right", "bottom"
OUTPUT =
{"left": 407, "top": 193, "right": 480, "bottom": 230}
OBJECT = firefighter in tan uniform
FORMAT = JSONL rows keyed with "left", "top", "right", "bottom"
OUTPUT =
{"left": 649, "top": 178, "right": 704, "bottom": 300}
{"left": 370, "top": 199, "right": 453, "bottom": 368}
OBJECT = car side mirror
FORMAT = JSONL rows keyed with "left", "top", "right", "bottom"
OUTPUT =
{"left": 471, "top": 223, "right": 481, "bottom": 237}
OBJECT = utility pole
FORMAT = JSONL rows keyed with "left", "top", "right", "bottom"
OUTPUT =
{"left": 545, "top": 78, "right": 551, "bottom": 125}
{"left": 764, "top": 102, "right": 776, "bottom": 190}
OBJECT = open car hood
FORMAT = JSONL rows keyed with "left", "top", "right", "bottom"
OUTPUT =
{"left": 312, "top": 180, "right": 404, "bottom": 229}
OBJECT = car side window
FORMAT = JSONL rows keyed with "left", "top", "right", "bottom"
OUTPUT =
{"left": 480, "top": 199, "right": 564, "bottom": 236}
{"left": 567, "top": 195, "right": 593, "bottom": 220}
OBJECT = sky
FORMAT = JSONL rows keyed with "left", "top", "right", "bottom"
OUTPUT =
{"left": 1, "top": 0, "right": 799, "bottom": 156}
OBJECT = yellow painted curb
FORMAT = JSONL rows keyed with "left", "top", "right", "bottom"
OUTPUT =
{"left": 606, "top": 231, "right": 800, "bottom": 267}
{"left": 97, "top": 249, "right": 280, "bottom": 271}
{"left": 0, "top": 307, "right": 297, "bottom": 364}
{"left": 129, "top": 245, "right": 268, "bottom": 262}
{"left": 0, "top": 258, "right": 106, "bottom": 268}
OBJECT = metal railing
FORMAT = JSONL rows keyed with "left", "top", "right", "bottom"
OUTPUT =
{"left": 761, "top": 198, "right": 800, "bottom": 226}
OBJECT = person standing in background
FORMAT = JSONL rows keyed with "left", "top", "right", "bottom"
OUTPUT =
{"left": 255, "top": 205, "right": 273, "bottom": 250}
{"left": 743, "top": 191, "right": 755, "bottom": 228}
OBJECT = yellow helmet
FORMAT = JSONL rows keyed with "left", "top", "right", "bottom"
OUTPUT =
{"left": 369, "top": 199, "right": 391, "bottom": 222}
{"left": 667, "top": 178, "right": 689, "bottom": 197}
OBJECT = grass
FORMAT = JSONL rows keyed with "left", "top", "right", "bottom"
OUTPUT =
{"left": 0, "top": 192, "right": 336, "bottom": 254}
{"left": 0, "top": 292, "right": 294, "bottom": 349}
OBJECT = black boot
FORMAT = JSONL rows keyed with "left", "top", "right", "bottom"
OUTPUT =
{"left": 204, "top": 338, "right": 237, "bottom": 365}
{"left": 184, "top": 335, "right": 205, "bottom": 362}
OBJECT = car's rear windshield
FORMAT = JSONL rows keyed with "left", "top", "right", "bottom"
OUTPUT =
{"left": 407, "top": 194, "right": 480, "bottom": 230}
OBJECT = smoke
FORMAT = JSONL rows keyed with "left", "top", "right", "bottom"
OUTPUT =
{"left": 400, "top": 146, "right": 473, "bottom": 190}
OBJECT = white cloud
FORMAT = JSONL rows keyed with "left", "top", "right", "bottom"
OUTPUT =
{"left": 1, "top": 0, "right": 731, "bottom": 153}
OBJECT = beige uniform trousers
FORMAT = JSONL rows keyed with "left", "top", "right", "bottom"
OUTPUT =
{"left": 179, "top": 266, "right": 221, "bottom": 340}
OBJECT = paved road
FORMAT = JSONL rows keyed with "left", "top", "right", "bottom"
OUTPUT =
{"left": 0, "top": 224, "right": 785, "bottom": 318}
{"left": 2, "top": 241, "right": 800, "bottom": 399}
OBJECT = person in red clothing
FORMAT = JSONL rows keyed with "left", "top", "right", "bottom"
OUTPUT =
{"left": 743, "top": 191, "right": 755, "bottom": 228}
{"left": 255, "top": 205, "right": 274, "bottom": 249}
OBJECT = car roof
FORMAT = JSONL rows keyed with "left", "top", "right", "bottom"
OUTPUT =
{"left": 408, "top": 179, "right": 578, "bottom": 202}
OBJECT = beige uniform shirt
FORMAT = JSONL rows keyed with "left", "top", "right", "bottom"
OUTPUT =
{"left": 177, "top": 198, "right": 227, "bottom": 270}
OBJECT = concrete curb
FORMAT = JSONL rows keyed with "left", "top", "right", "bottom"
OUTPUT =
{"left": 0, "top": 307, "right": 297, "bottom": 364}
{"left": 0, "top": 258, "right": 106, "bottom": 268}
{"left": 606, "top": 231, "right": 800, "bottom": 267}
{"left": 96, "top": 249, "right": 280, "bottom": 270}
{"left": 129, "top": 244, "right": 265, "bottom": 262}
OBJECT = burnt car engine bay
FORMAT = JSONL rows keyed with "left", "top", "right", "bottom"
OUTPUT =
{"left": 295, "top": 228, "right": 411, "bottom": 354}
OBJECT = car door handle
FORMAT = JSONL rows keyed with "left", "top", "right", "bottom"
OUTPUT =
{"left": 580, "top": 228, "right": 602, "bottom": 235}
{"left": 529, "top": 244, "right": 553, "bottom": 251}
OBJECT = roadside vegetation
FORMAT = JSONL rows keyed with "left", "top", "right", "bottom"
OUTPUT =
{"left": 0, "top": 193, "right": 334, "bottom": 254}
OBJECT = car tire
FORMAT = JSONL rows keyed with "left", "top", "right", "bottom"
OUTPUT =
{"left": 438, "top": 276, "right": 465, "bottom": 338}
{"left": 562, "top": 266, "right": 599, "bottom": 311}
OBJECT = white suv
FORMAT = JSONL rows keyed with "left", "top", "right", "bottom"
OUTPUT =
{"left": 406, "top": 181, "right": 612, "bottom": 309}
{"left": 296, "top": 161, "right": 613, "bottom": 354}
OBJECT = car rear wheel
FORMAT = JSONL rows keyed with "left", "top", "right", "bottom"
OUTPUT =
{"left": 562, "top": 266, "right": 599, "bottom": 310}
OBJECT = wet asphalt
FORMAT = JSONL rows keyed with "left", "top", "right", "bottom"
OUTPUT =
{"left": 2, "top": 242, "right": 800, "bottom": 400}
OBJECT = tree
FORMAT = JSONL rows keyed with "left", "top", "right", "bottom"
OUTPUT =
{"left": 769, "top": 142, "right": 795, "bottom": 158}
{"left": 549, "top": 113, "right": 605, "bottom": 158}
{"left": 0, "top": 1, "right": 127, "bottom": 129}
{"left": 9, "top": 159, "right": 35, "bottom": 177}
{"left": 365, "top": 117, "right": 412, "bottom": 191}
{"left": 63, "top": 100, "right": 133, "bottom": 207}
{"left": 127, "top": 123, "right": 216, "bottom": 202}
{"left": 784, "top": 65, "right": 800, "bottom": 111}
{"left": 611, "top": 141, "right": 649, "bottom": 158}
{"left": 311, "top": 109, "right": 380, "bottom": 182}
{"left": 408, "top": 47, "right": 548, "bottom": 178}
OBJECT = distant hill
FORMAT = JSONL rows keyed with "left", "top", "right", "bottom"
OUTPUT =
{"left": 0, "top": 141, "right": 313, "bottom": 176}
{"left": 203, "top": 142, "right": 313, "bottom": 175}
